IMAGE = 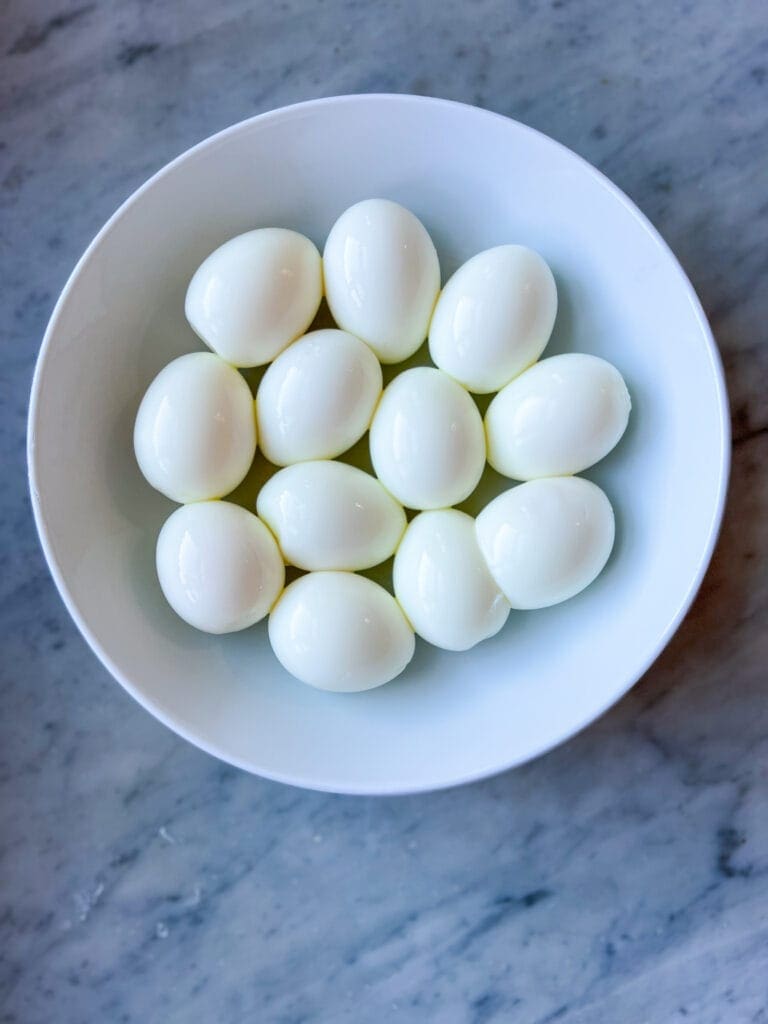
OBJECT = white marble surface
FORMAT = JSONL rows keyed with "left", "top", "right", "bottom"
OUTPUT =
{"left": 2, "top": 1, "right": 767, "bottom": 1021}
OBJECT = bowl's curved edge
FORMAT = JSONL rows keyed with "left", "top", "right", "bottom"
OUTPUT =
{"left": 27, "top": 93, "right": 731, "bottom": 796}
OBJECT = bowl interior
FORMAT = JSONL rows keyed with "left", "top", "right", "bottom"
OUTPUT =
{"left": 30, "top": 96, "right": 728, "bottom": 793}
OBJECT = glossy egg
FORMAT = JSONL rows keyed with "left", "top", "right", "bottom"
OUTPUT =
{"left": 475, "top": 477, "right": 615, "bottom": 609}
{"left": 394, "top": 509, "right": 510, "bottom": 651}
{"left": 269, "top": 572, "right": 415, "bottom": 692}
{"left": 156, "top": 501, "right": 284, "bottom": 633}
{"left": 257, "top": 460, "right": 406, "bottom": 571}
{"left": 323, "top": 199, "right": 440, "bottom": 363}
{"left": 256, "top": 329, "right": 382, "bottom": 466}
{"left": 134, "top": 352, "right": 256, "bottom": 503}
{"left": 485, "top": 353, "right": 631, "bottom": 480}
{"left": 185, "top": 228, "right": 322, "bottom": 367}
{"left": 369, "top": 367, "right": 485, "bottom": 510}
{"left": 429, "top": 245, "right": 557, "bottom": 393}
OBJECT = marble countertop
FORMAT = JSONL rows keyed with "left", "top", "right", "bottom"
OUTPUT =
{"left": 2, "top": 1, "right": 767, "bottom": 1021}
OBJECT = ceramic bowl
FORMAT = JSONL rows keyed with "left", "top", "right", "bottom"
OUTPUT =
{"left": 28, "top": 95, "right": 729, "bottom": 794}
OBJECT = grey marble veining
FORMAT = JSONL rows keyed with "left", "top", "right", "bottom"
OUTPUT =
{"left": 1, "top": 0, "right": 767, "bottom": 1021}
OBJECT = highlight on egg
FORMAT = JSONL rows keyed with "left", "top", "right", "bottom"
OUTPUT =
{"left": 156, "top": 501, "right": 284, "bottom": 634}
{"left": 475, "top": 477, "right": 615, "bottom": 610}
{"left": 134, "top": 352, "right": 256, "bottom": 504}
{"left": 185, "top": 228, "right": 323, "bottom": 367}
{"left": 268, "top": 571, "right": 415, "bottom": 692}
{"left": 394, "top": 509, "right": 510, "bottom": 651}
{"left": 485, "top": 353, "right": 631, "bottom": 480}
{"left": 257, "top": 460, "right": 406, "bottom": 571}
{"left": 256, "top": 328, "right": 383, "bottom": 466}
{"left": 429, "top": 244, "right": 557, "bottom": 394}
{"left": 369, "top": 366, "right": 486, "bottom": 510}
{"left": 323, "top": 198, "right": 441, "bottom": 363}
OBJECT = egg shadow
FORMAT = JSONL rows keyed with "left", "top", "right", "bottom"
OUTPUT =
{"left": 227, "top": 450, "right": 280, "bottom": 513}
{"left": 455, "top": 462, "right": 511, "bottom": 518}
{"left": 308, "top": 297, "right": 338, "bottom": 332}
{"left": 381, "top": 635, "right": 442, "bottom": 693}
{"left": 336, "top": 431, "right": 375, "bottom": 476}
{"left": 105, "top": 396, "right": 165, "bottom": 528}
{"left": 359, "top": 555, "right": 394, "bottom": 593}
{"left": 545, "top": 269, "right": 577, "bottom": 358}
{"left": 380, "top": 338, "right": 435, "bottom": 384}
{"left": 239, "top": 363, "right": 268, "bottom": 395}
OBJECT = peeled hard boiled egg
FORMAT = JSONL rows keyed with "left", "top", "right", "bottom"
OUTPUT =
{"left": 394, "top": 509, "right": 510, "bottom": 651}
{"left": 475, "top": 477, "right": 615, "bottom": 609}
{"left": 185, "top": 228, "right": 322, "bottom": 367}
{"left": 256, "top": 329, "right": 382, "bottom": 466}
{"left": 323, "top": 199, "right": 440, "bottom": 363}
{"left": 429, "top": 245, "right": 557, "bottom": 393}
{"left": 369, "top": 367, "right": 485, "bottom": 510}
{"left": 257, "top": 460, "right": 406, "bottom": 571}
{"left": 485, "top": 353, "right": 631, "bottom": 480}
{"left": 156, "top": 501, "right": 284, "bottom": 634}
{"left": 269, "top": 572, "right": 415, "bottom": 692}
{"left": 134, "top": 352, "right": 256, "bottom": 503}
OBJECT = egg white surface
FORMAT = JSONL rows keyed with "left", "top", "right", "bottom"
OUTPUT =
{"left": 185, "top": 228, "right": 322, "bottom": 367}
{"left": 429, "top": 244, "right": 557, "bottom": 393}
{"left": 269, "top": 572, "right": 415, "bottom": 692}
{"left": 475, "top": 477, "right": 615, "bottom": 609}
{"left": 134, "top": 352, "right": 256, "bottom": 503}
{"left": 256, "top": 329, "right": 382, "bottom": 466}
{"left": 156, "top": 501, "right": 284, "bottom": 634}
{"left": 323, "top": 199, "right": 440, "bottom": 363}
{"left": 369, "top": 367, "right": 485, "bottom": 510}
{"left": 257, "top": 460, "right": 406, "bottom": 571}
{"left": 486, "top": 353, "right": 631, "bottom": 480}
{"left": 394, "top": 509, "right": 510, "bottom": 651}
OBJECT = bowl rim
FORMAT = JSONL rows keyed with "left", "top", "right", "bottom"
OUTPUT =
{"left": 27, "top": 93, "right": 731, "bottom": 795}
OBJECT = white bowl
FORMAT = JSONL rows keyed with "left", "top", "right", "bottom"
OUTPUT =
{"left": 28, "top": 95, "right": 729, "bottom": 795}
